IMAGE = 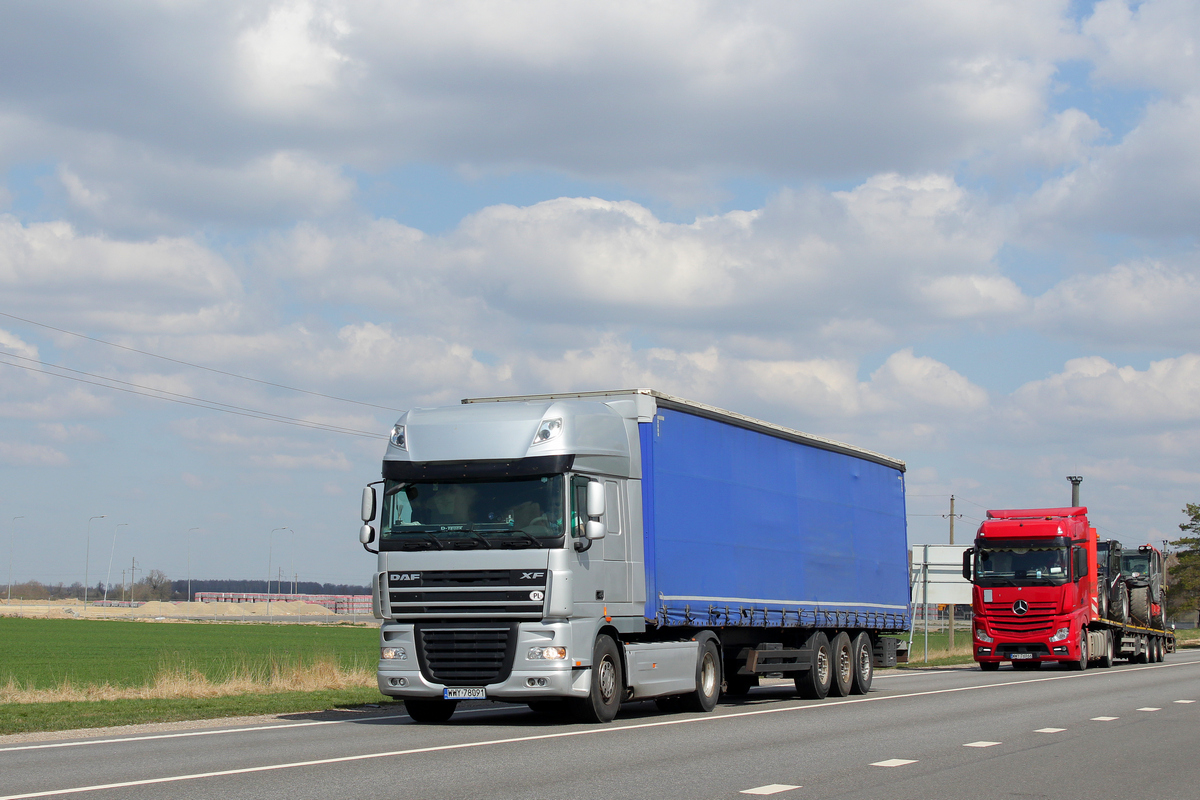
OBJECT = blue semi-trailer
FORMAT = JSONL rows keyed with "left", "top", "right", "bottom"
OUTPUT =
{"left": 358, "top": 389, "right": 911, "bottom": 723}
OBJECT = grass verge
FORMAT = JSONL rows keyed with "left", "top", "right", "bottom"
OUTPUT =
{"left": 0, "top": 689, "right": 400, "bottom": 736}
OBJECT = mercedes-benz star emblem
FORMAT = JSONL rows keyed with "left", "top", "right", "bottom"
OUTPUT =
{"left": 1012, "top": 599, "right": 1029, "bottom": 615}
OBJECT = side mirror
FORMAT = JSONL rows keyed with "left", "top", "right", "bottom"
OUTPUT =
{"left": 1073, "top": 547, "right": 1088, "bottom": 582}
{"left": 962, "top": 548, "right": 973, "bottom": 581}
{"left": 361, "top": 486, "right": 377, "bottom": 522}
{"left": 359, "top": 524, "right": 376, "bottom": 544}
{"left": 586, "top": 480, "right": 606, "bottom": 518}
{"left": 585, "top": 520, "right": 606, "bottom": 540}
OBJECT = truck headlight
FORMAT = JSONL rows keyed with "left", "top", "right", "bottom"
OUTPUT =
{"left": 527, "top": 646, "right": 567, "bottom": 660}
{"left": 975, "top": 626, "right": 993, "bottom": 643}
{"left": 1049, "top": 627, "right": 1070, "bottom": 643}
{"left": 381, "top": 647, "right": 408, "bottom": 660}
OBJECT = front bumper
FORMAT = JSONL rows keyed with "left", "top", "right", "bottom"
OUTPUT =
{"left": 377, "top": 621, "right": 593, "bottom": 700}
{"left": 973, "top": 618, "right": 1083, "bottom": 664}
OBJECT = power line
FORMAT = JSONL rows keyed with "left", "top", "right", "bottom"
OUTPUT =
{"left": 0, "top": 356, "right": 386, "bottom": 440}
{"left": 0, "top": 310, "right": 401, "bottom": 412}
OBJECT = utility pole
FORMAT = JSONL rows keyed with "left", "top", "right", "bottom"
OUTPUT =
{"left": 129, "top": 557, "right": 139, "bottom": 602}
{"left": 948, "top": 495, "right": 956, "bottom": 651}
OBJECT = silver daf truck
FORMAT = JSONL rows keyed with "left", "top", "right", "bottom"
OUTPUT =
{"left": 358, "top": 390, "right": 910, "bottom": 723}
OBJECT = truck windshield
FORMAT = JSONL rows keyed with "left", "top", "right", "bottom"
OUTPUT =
{"left": 379, "top": 475, "right": 565, "bottom": 550}
{"left": 1121, "top": 553, "right": 1151, "bottom": 579}
{"left": 975, "top": 540, "right": 1071, "bottom": 586}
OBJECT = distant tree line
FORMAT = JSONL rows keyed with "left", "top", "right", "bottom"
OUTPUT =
{"left": 2, "top": 575, "right": 369, "bottom": 602}
{"left": 172, "top": 579, "right": 370, "bottom": 598}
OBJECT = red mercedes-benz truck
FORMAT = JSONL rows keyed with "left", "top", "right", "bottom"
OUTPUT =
{"left": 963, "top": 499, "right": 1173, "bottom": 671}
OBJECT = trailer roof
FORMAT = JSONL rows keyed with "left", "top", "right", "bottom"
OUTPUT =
{"left": 462, "top": 388, "right": 905, "bottom": 472}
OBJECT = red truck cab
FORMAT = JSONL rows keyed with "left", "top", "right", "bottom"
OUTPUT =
{"left": 964, "top": 507, "right": 1097, "bottom": 671}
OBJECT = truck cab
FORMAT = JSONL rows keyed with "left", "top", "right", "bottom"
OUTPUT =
{"left": 963, "top": 507, "right": 1095, "bottom": 671}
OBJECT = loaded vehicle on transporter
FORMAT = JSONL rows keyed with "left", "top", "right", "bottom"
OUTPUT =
{"left": 358, "top": 389, "right": 912, "bottom": 723}
{"left": 963, "top": 479, "right": 1174, "bottom": 671}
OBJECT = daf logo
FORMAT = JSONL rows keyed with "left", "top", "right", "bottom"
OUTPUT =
{"left": 521, "top": 572, "right": 545, "bottom": 580}
{"left": 1012, "top": 599, "right": 1029, "bottom": 615}
{"left": 394, "top": 573, "right": 421, "bottom": 581}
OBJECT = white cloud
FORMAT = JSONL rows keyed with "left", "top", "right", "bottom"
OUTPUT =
{"left": 0, "top": 440, "right": 69, "bottom": 467}
{"left": 1085, "top": 0, "right": 1200, "bottom": 96}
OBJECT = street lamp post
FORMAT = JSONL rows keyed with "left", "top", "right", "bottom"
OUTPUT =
{"left": 187, "top": 527, "right": 200, "bottom": 602}
{"left": 103, "top": 523, "right": 128, "bottom": 604}
{"left": 83, "top": 515, "right": 106, "bottom": 607}
{"left": 8, "top": 516, "right": 24, "bottom": 604}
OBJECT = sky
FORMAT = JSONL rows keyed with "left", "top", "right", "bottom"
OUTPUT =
{"left": 2, "top": 0, "right": 1200, "bottom": 589}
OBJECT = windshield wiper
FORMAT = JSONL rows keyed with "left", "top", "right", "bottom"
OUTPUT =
{"left": 492, "top": 528, "right": 542, "bottom": 548}
{"left": 416, "top": 531, "right": 444, "bottom": 551}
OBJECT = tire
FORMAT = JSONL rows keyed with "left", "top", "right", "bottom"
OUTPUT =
{"left": 828, "top": 633, "right": 853, "bottom": 697}
{"left": 404, "top": 698, "right": 457, "bottom": 723}
{"left": 1135, "top": 637, "right": 1149, "bottom": 664}
{"left": 680, "top": 636, "right": 721, "bottom": 712}
{"left": 849, "top": 632, "right": 874, "bottom": 694}
{"left": 1098, "top": 631, "right": 1113, "bottom": 668}
{"left": 979, "top": 661, "right": 1000, "bottom": 672}
{"left": 571, "top": 634, "right": 623, "bottom": 723}
{"left": 1097, "top": 586, "right": 1109, "bottom": 621}
{"left": 1130, "top": 587, "right": 1151, "bottom": 625}
{"left": 1155, "top": 638, "right": 1165, "bottom": 663}
{"left": 1112, "top": 581, "right": 1130, "bottom": 625}
{"left": 794, "top": 632, "right": 832, "bottom": 699}
{"left": 1067, "top": 631, "right": 1088, "bottom": 671}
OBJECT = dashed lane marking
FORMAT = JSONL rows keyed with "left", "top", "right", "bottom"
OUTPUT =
{"left": 1035, "top": 728, "right": 1065, "bottom": 733}
{"left": 871, "top": 759, "right": 918, "bottom": 767}
{"left": 1137, "top": 707, "right": 1161, "bottom": 712}
{"left": 963, "top": 741, "right": 1001, "bottom": 748}
{"left": 1091, "top": 716, "right": 1118, "bottom": 721}
{"left": 739, "top": 785, "right": 800, "bottom": 795}
{"left": 1174, "top": 700, "right": 1195, "bottom": 704}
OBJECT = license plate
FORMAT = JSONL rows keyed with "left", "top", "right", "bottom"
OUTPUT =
{"left": 444, "top": 688, "right": 486, "bottom": 700}
{"left": 1010, "top": 653, "right": 1033, "bottom": 660}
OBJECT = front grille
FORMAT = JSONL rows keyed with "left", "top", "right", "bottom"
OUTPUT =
{"left": 386, "top": 569, "right": 546, "bottom": 620}
{"left": 985, "top": 601, "right": 1057, "bottom": 636}
{"left": 415, "top": 624, "right": 517, "bottom": 686}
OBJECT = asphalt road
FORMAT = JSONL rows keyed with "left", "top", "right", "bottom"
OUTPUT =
{"left": 4, "top": 651, "right": 1200, "bottom": 800}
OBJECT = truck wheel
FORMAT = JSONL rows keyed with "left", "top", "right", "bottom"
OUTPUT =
{"left": 828, "top": 633, "right": 853, "bottom": 697}
{"left": 794, "top": 632, "right": 832, "bottom": 699}
{"left": 979, "top": 661, "right": 1000, "bottom": 672}
{"left": 1098, "top": 631, "right": 1113, "bottom": 668}
{"left": 849, "top": 632, "right": 874, "bottom": 694}
{"left": 1130, "top": 587, "right": 1151, "bottom": 625}
{"left": 1155, "top": 638, "right": 1165, "bottom": 662}
{"left": 681, "top": 637, "right": 721, "bottom": 712}
{"left": 1135, "top": 637, "right": 1149, "bottom": 664}
{"left": 571, "top": 635, "right": 623, "bottom": 723}
{"left": 404, "top": 698, "right": 457, "bottom": 723}
{"left": 1068, "top": 632, "right": 1088, "bottom": 671}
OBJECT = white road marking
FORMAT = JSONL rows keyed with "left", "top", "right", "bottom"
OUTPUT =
{"left": 1137, "top": 707, "right": 1160, "bottom": 712}
{"left": 1034, "top": 728, "right": 1065, "bottom": 733}
{"left": 963, "top": 741, "right": 1000, "bottom": 748}
{"left": 5, "top": 657, "right": 1200, "bottom": 800}
{"left": 1174, "top": 700, "right": 1195, "bottom": 704}
{"left": 0, "top": 706, "right": 501, "bottom": 753}
{"left": 740, "top": 784, "right": 800, "bottom": 795}
{"left": 1091, "top": 716, "right": 1118, "bottom": 721}
{"left": 871, "top": 758, "right": 917, "bottom": 767}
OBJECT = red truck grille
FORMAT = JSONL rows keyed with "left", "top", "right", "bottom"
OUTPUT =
{"left": 985, "top": 600, "right": 1057, "bottom": 636}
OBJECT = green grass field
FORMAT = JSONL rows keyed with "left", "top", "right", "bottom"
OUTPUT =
{"left": 0, "top": 617, "right": 378, "bottom": 689}
{"left": 0, "top": 617, "right": 390, "bottom": 735}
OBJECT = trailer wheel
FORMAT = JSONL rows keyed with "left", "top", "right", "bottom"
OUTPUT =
{"left": 849, "top": 632, "right": 874, "bottom": 694}
{"left": 1098, "top": 631, "right": 1114, "bottom": 668}
{"left": 1154, "top": 638, "right": 1164, "bottom": 663}
{"left": 681, "top": 637, "right": 721, "bottom": 712}
{"left": 1135, "top": 637, "right": 1149, "bottom": 664}
{"left": 794, "top": 632, "right": 832, "bottom": 699}
{"left": 571, "top": 634, "right": 623, "bottom": 723}
{"left": 979, "top": 661, "right": 1000, "bottom": 672}
{"left": 827, "top": 633, "right": 853, "bottom": 697}
{"left": 404, "top": 698, "right": 457, "bottom": 723}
